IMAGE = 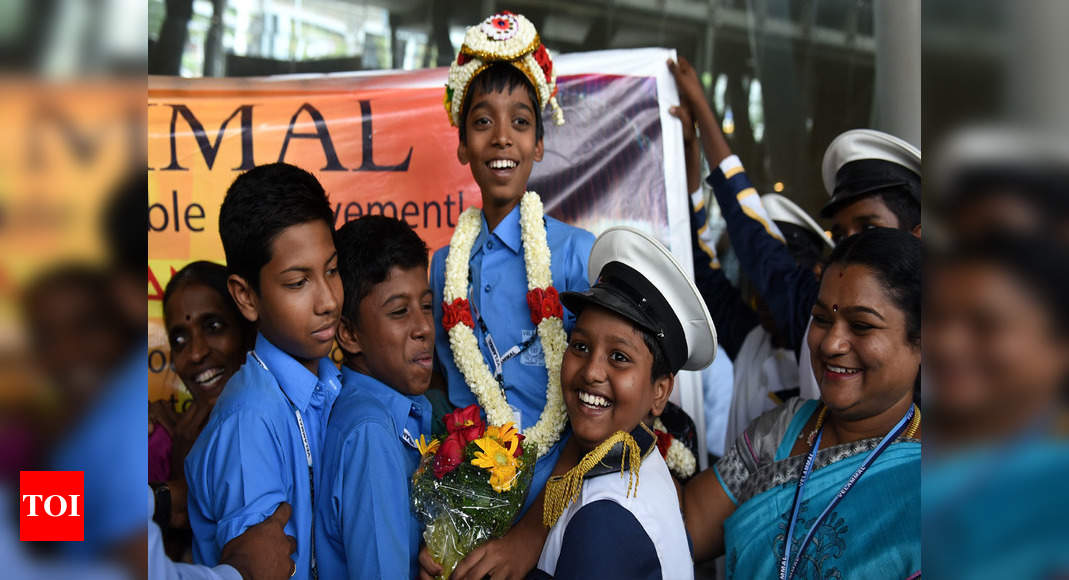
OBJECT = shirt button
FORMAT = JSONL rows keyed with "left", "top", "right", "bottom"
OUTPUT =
{"left": 487, "top": 240, "right": 494, "bottom": 250}
{"left": 484, "top": 284, "right": 492, "bottom": 293}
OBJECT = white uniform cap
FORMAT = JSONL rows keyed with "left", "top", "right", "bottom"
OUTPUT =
{"left": 760, "top": 193, "right": 834, "bottom": 249}
{"left": 560, "top": 227, "right": 717, "bottom": 373}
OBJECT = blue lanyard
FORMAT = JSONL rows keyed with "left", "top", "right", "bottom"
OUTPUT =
{"left": 779, "top": 404, "right": 915, "bottom": 580}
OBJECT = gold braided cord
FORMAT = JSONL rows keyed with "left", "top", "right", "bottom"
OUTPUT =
{"left": 542, "top": 431, "right": 643, "bottom": 528}
{"left": 459, "top": 34, "right": 542, "bottom": 63}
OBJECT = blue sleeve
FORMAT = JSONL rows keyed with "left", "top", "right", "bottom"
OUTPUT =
{"left": 336, "top": 423, "right": 415, "bottom": 579}
{"left": 562, "top": 228, "right": 595, "bottom": 331}
{"left": 707, "top": 168, "right": 818, "bottom": 354}
{"left": 689, "top": 193, "right": 759, "bottom": 360}
{"left": 551, "top": 500, "right": 661, "bottom": 580}
{"left": 430, "top": 246, "right": 451, "bottom": 383}
{"left": 185, "top": 411, "right": 289, "bottom": 565}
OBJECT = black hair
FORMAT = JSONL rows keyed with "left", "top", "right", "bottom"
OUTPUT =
{"left": 825, "top": 228, "right": 922, "bottom": 345}
{"left": 778, "top": 222, "right": 827, "bottom": 273}
{"left": 940, "top": 166, "right": 1069, "bottom": 231}
{"left": 218, "top": 163, "right": 334, "bottom": 293}
{"left": 638, "top": 325, "right": 673, "bottom": 383}
{"left": 163, "top": 260, "right": 252, "bottom": 333}
{"left": 930, "top": 234, "right": 1069, "bottom": 340}
{"left": 458, "top": 62, "right": 544, "bottom": 144}
{"left": 335, "top": 215, "right": 429, "bottom": 323}
{"left": 23, "top": 264, "right": 134, "bottom": 347}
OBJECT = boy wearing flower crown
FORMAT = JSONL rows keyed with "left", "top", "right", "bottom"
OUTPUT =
{"left": 532, "top": 226, "right": 717, "bottom": 579}
{"left": 425, "top": 10, "right": 595, "bottom": 578}
{"left": 315, "top": 216, "right": 436, "bottom": 579}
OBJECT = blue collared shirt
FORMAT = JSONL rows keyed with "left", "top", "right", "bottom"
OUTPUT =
{"left": 315, "top": 366, "right": 432, "bottom": 580}
{"left": 430, "top": 203, "right": 594, "bottom": 512}
{"left": 185, "top": 333, "right": 341, "bottom": 580}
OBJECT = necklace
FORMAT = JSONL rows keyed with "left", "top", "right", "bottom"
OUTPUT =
{"left": 805, "top": 403, "right": 921, "bottom": 447}
{"left": 441, "top": 192, "right": 568, "bottom": 458}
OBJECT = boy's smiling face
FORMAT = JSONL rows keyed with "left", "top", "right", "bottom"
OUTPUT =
{"left": 229, "top": 220, "right": 342, "bottom": 374}
{"left": 457, "top": 83, "right": 544, "bottom": 218}
{"left": 561, "top": 305, "right": 674, "bottom": 452}
{"left": 339, "top": 265, "right": 434, "bottom": 396}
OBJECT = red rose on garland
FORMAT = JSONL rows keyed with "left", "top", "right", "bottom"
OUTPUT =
{"left": 444, "top": 404, "right": 486, "bottom": 445}
{"left": 442, "top": 298, "right": 474, "bottom": 330}
{"left": 526, "top": 286, "right": 563, "bottom": 325}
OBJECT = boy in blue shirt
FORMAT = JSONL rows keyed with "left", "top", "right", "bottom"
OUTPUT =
{"left": 185, "top": 162, "right": 344, "bottom": 579}
{"left": 315, "top": 215, "right": 435, "bottom": 579}
{"left": 423, "top": 12, "right": 595, "bottom": 577}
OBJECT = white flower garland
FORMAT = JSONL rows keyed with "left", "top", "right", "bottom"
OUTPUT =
{"left": 653, "top": 417, "right": 697, "bottom": 479}
{"left": 443, "top": 192, "right": 568, "bottom": 458}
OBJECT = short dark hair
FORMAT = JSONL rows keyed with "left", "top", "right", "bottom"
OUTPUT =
{"left": 825, "top": 227, "right": 922, "bottom": 345}
{"left": 638, "top": 325, "right": 673, "bottom": 383}
{"left": 458, "top": 63, "right": 544, "bottom": 144}
{"left": 335, "top": 215, "right": 429, "bottom": 323}
{"left": 855, "top": 189, "right": 920, "bottom": 232}
{"left": 218, "top": 163, "right": 334, "bottom": 293}
{"left": 163, "top": 260, "right": 251, "bottom": 332}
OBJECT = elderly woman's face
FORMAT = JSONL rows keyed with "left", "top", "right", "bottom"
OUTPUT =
{"left": 808, "top": 264, "right": 920, "bottom": 420}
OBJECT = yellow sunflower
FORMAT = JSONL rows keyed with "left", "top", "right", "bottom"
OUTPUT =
{"left": 417, "top": 434, "right": 440, "bottom": 458}
{"left": 485, "top": 422, "right": 519, "bottom": 449}
{"left": 471, "top": 436, "right": 519, "bottom": 492}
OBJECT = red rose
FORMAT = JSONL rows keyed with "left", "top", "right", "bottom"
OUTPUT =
{"left": 457, "top": 53, "right": 471, "bottom": 66}
{"left": 654, "top": 429, "right": 673, "bottom": 459}
{"left": 512, "top": 433, "right": 526, "bottom": 458}
{"left": 444, "top": 404, "right": 486, "bottom": 444}
{"left": 527, "top": 286, "right": 563, "bottom": 325}
{"left": 433, "top": 433, "right": 464, "bottom": 479}
{"left": 442, "top": 298, "right": 474, "bottom": 331}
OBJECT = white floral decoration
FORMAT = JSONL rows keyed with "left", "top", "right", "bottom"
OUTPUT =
{"left": 653, "top": 417, "right": 697, "bottom": 479}
{"left": 443, "top": 192, "right": 568, "bottom": 458}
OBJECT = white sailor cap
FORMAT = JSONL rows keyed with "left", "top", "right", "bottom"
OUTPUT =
{"left": 760, "top": 193, "right": 835, "bottom": 249}
{"left": 820, "top": 129, "right": 921, "bottom": 218}
{"left": 560, "top": 227, "right": 717, "bottom": 374}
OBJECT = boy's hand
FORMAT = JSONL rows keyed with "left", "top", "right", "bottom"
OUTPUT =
{"left": 670, "top": 103, "right": 702, "bottom": 193}
{"left": 170, "top": 398, "right": 212, "bottom": 479}
{"left": 669, "top": 103, "right": 697, "bottom": 147}
{"left": 668, "top": 56, "right": 733, "bottom": 166}
{"left": 451, "top": 530, "right": 540, "bottom": 580}
{"left": 418, "top": 544, "right": 443, "bottom": 580}
{"left": 667, "top": 57, "right": 706, "bottom": 111}
{"left": 219, "top": 502, "right": 297, "bottom": 580}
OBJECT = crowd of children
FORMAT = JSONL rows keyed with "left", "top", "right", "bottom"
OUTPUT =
{"left": 150, "top": 10, "right": 925, "bottom": 580}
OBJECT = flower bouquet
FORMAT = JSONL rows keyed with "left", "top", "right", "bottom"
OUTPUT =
{"left": 411, "top": 404, "right": 534, "bottom": 579}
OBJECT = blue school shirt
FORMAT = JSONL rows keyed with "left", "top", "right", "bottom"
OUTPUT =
{"left": 185, "top": 333, "right": 341, "bottom": 580}
{"left": 430, "top": 203, "right": 594, "bottom": 511}
{"left": 315, "top": 366, "right": 432, "bottom": 579}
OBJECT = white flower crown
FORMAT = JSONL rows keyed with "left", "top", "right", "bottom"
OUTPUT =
{"left": 444, "top": 11, "right": 564, "bottom": 128}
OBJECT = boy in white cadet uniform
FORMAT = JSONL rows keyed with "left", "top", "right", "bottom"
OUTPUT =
{"left": 532, "top": 227, "right": 717, "bottom": 579}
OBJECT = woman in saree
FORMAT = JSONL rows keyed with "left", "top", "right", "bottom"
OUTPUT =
{"left": 684, "top": 227, "right": 922, "bottom": 579}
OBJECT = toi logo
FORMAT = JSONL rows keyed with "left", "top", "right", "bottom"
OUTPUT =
{"left": 20, "top": 471, "right": 84, "bottom": 541}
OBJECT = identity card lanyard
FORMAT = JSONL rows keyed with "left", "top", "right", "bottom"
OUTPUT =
{"left": 467, "top": 271, "right": 537, "bottom": 385}
{"left": 779, "top": 404, "right": 915, "bottom": 580}
{"left": 251, "top": 350, "right": 320, "bottom": 580}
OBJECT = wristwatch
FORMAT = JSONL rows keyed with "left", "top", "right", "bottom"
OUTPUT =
{"left": 151, "top": 482, "right": 171, "bottom": 529}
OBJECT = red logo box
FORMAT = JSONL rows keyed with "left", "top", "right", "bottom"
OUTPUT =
{"left": 20, "top": 471, "right": 83, "bottom": 541}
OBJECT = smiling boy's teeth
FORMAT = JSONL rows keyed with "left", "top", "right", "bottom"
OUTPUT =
{"left": 488, "top": 159, "right": 517, "bottom": 169}
{"left": 195, "top": 368, "right": 224, "bottom": 385}
{"left": 828, "top": 365, "right": 860, "bottom": 375}
{"left": 578, "top": 391, "right": 612, "bottom": 408}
